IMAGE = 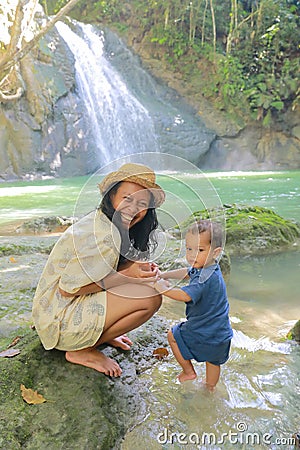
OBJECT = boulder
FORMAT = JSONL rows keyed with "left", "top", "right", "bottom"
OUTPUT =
{"left": 172, "top": 204, "right": 300, "bottom": 256}
{"left": 15, "top": 216, "right": 78, "bottom": 235}
{"left": 0, "top": 317, "right": 169, "bottom": 449}
{"left": 287, "top": 320, "right": 300, "bottom": 344}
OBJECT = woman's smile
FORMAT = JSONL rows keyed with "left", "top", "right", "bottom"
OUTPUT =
{"left": 111, "top": 181, "right": 151, "bottom": 228}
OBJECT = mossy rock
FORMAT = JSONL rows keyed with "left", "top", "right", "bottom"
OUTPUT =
{"left": 0, "top": 317, "right": 169, "bottom": 449}
{"left": 0, "top": 242, "right": 54, "bottom": 256}
{"left": 172, "top": 204, "right": 300, "bottom": 256}
{"left": 15, "top": 216, "right": 77, "bottom": 235}
{"left": 0, "top": 235, "right": 58, "bottom": 256}
{"left": 287, "top": 320, "right": 300, "bottom": 343}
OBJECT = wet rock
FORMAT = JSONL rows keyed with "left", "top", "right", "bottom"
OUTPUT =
{"left": 224, "top": 205, "right": 300, "bottom": 255}
{"left": 0, "top": 317, "right": 169, "bottom": 449}
{"left": 287, "top": 320, "right": 300, "bottom": 344}
{"left": 0, "top": 27, "right": 98, "bottom": 180}
{"left": 15, "top": 216, "right": 78, "bottom": 235}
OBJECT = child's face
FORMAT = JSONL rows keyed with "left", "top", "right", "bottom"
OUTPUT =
{"left": 185, "top": 230, "right": 220, "bottom": 269}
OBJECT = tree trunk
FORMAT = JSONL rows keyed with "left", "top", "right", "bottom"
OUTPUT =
{"left": 201, "top": 0, "right": 208, "bottom": 46}
{"left": 0, "top": 0, "right": 82, "bottom": 75}
{"left": 226, "top": 0, "right": 236, "bottom": 55}
{"left": 0, "top": 0, "right": 29, "bottom": 70}
{"left": 209, "top": 0, "right": 216, "bottom": 54}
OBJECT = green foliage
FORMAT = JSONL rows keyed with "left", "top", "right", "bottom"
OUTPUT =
{"left": 61, "top": 0, "right": 299, "bottom": 125}
{"left": 130, "top": 0, "right": 299, "bottom": 124}
{"left": 40, "top": 0, "right": 68, "bottom": 15}
{"left": 92, "top": 0, "right": 122, "bottom": 21}
{"left": 150, "top": 25, "right": 188, "bottom": 60}
{"left": 228, "top": 0, "right": 300, "bottom": 122}
{"left": 216, "top": 56, "right": 246, "bottom": 108}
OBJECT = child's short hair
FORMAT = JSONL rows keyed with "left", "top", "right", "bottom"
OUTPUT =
{"left": 187, "top": 219, "right": 223, "bottom": 249}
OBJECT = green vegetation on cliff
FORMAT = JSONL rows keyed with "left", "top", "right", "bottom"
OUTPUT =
{"left": 1, "top": 1, "right": 298, "bottom": 125}
{"left": 61, "top": 0, "right": 300, "bottom": 127}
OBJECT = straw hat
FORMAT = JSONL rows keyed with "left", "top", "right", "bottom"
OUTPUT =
{"left": 98, "top": 163, "right": 165, "bottom": 207}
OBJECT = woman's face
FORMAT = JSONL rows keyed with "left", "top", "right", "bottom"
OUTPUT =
{"left": 111, "top": 181, "right": 151, "bottom": 228}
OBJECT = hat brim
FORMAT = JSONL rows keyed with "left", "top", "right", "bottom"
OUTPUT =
{"left": 99, "top": 172, "right": 165, "bottom": 207}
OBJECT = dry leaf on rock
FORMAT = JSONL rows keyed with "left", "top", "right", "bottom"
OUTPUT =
{"left": 20, "top": 384, "right": 47, "bottom": 405}
{"left": 152, "top": 347, "right": 169, "bottom": 360}
{"left": 8, "top": 336, "right": 22, "bottom": 348}
{"left": 0, "top": 348, "right": 21, "bottom": 358}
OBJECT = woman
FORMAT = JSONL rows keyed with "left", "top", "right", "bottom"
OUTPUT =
{"left": 32, "top": 163, "right": 165, "bottom": 377}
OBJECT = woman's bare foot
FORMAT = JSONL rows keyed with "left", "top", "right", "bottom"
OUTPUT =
{"left": 106, "top": 334, "right": 133, "bottom": 351}
{"left": 65, "top": 348, "right": 122, "bottom": 377}
{"left": 177, "top": 370, "right": 197, "bottom": 383}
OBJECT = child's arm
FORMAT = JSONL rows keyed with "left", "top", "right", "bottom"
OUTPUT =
{"left": 160, "top": 267, "right": 189, "bottom": 280}
{"left": 153, "top": 278, "right": 191, "bottom": 303}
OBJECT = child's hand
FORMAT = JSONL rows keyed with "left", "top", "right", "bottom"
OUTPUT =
{"left": 152, "top": 277, "right": 170, "bottom": 293}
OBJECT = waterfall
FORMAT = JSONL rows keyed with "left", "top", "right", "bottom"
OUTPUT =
{"left": 55, "top": 21, "right": 159, "bottom": 165}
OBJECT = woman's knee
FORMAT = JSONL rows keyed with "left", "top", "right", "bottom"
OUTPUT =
{"left": 108, "top": 283, "right": 159, "bottom": 299}
{"left": 149, "top": 293, "right": 162, "bottom": 312}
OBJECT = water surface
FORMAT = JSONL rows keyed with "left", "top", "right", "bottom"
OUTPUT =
{"left": 0, "top": 170, "right": 299, "bottom": 229}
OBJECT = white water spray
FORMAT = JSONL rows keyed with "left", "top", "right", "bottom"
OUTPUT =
{"left": 56, "top": 21, "right": 159, "bottom": 164}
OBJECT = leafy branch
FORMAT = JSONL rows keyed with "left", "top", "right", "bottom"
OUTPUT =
{"left": 0, "top": 0, "right": 82, "bottom": 74}
{"left": 0, "top": 0, "right": 82, "bottom": 102}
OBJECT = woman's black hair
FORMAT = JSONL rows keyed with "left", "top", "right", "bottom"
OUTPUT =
{"left": 98, "top": 181, "right": 159, "bottom": 268}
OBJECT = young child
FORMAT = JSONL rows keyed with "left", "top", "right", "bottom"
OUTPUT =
{"left": 153, "top": 219, "right": 233, "bottom": 390}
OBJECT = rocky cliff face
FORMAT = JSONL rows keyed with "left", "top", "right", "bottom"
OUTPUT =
{"left": 126, "top": 31, "right": 300, "bottom": 172}
{"left": 0, "top": 27, "right": 99, "bottom": 181}
{"left": 0, "top": 23, "right": 299, "bottom": 181}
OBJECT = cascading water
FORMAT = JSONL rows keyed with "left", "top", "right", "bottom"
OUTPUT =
{"left": 55, "top": 21, "right": 159, "bottom": 164}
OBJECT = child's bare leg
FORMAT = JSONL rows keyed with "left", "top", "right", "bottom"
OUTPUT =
{"left": 167, "top": 330, "right": 197, "bottom": 382}
{"left": 204, "top": 362, "right": 220, "bottom": 391}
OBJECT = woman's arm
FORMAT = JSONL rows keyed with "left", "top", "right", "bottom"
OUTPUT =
{"left": 103, "top": 261, "right": 158, "bottom": 289}
{"left": 59, "top": 261, "right": 158, "bottom": 297}
{"left": 160, "top": 267, "right": 189, "bottom": 280}
{"left": 59, "top": 281, "right": 104, "bottom": 297}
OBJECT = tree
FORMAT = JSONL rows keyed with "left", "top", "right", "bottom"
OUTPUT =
{"left": 0, "top": 0, "right": 82, "bottom": 102}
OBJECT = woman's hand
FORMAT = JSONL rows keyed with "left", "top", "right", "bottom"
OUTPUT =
{"left": 119, "top": 261, "right": 159, "bottom": 281}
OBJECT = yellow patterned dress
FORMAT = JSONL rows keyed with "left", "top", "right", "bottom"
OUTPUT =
{"left": 32, "top": 210, "right": 121, "bottom": 351}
